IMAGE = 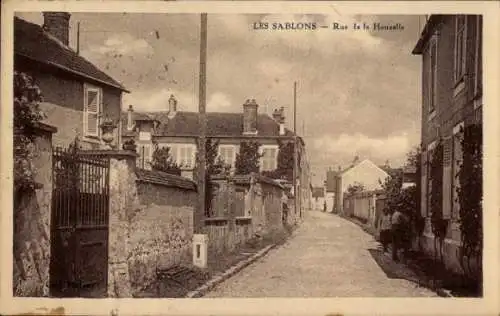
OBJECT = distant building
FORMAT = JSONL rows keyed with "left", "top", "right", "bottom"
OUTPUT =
{"left": 412, "top": 14, "right": 482, "bottom": 274}
{"left": 312, "top": 187, "right": 326, "bottom": 211}
{"left": 334, "top": 159, "right": 389, "bottom": 215}
{"left": 402, "top": 165, "right": 417, "bottom": 189}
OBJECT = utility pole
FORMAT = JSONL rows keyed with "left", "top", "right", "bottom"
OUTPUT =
{"left": 293, "top": 81, "right": 299, "bottom": 218}
{"left": 196, "top": 13, "right": 208, "bottom": 234}
{"left": 76, "top": 22, "right": 80, "bottom": 55}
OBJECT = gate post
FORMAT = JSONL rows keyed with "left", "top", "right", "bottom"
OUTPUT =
{"left": 79, "top": 149, "right": 138, "bottom": 297}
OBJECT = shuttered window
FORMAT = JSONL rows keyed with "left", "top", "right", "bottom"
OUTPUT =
{"left": 84, "top": 85, "right": 101, "bottom": 137}
{"left": 261, "top": 146, "right": 278, "bottom": 171}
{"left": 455, "top": 15, "right": 467, "bottom": 82}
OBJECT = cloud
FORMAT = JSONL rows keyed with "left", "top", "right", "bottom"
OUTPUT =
{"left": 82, "top": 33, "right": 154, "bottom": 57}
{"left": 207, "top": 92, "right": 233, "bottom": 112}
{"left": 123, "top": 88, "right": 197, "bottom": 112}
{"left": 313, "top": 132, "right": 411, "bottom": 164}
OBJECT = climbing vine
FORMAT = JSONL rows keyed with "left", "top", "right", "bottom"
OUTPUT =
{"left": 457, "top": 123, "right": 482, "bottom": 284}
{"left": 13, "top": 71, "right": 46, "bottom": 193}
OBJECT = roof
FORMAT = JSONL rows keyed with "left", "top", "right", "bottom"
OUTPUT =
{"left": 412, "top": 15, "right": 445, "bottom": 55}
{"left": 312, "top": 187, "right": 325, "bottom": 198}
{"left": 14, "top": 16, "right": 128, "bottom": 92}
{"left": 135, "top": 168, "right": 196, "bottom": 190}
{"left": 122, "top": 110, "right": 296, "bottom": 138}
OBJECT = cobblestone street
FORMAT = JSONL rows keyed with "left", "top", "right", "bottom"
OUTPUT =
{"left": 205, "top": 210, "right": 438, "bottom": 297}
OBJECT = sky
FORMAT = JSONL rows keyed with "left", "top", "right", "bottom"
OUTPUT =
{"left": 16, "top": 12, "right": 425, "bottom": 186}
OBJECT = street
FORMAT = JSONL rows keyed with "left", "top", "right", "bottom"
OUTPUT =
{"left": 205, "top": 210, "right": 438, "bottom": 297}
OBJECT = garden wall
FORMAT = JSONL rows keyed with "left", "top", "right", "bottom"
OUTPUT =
{"left": 13, "top": 123, "right": 56, "bottom": 297}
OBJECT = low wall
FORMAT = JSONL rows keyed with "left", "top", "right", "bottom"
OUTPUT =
{"left": 13, "top": 123, "right": 56, "bottom": 297}
{"left": 205, "top": 174, "right": 285, "bottom": 255}
{"left": 127, "top": 169, "right": 196, "bottom": 295}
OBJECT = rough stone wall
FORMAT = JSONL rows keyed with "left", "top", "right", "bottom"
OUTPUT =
{"left": 13, "top": 129, "right": 53, "bottom": 297}
{"left": 262, "top": 183, "right": 283, "bottom": 234}
{"left": 128, "top": 182, "right": 195, "bottom": 295}
{"left": 107, "top": 156, "right": 137, "bottom": 298}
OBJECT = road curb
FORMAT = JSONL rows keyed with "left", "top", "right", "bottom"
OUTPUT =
{"left": 185, "top": 244, "right": 276, "bottom": 298}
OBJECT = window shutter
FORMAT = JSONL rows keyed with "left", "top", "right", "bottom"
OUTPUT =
{"left": 442, "top": 164, "right": 452, "bottom": 219}
{"left": 85, "top": 88, "right": 100, "bottom": 137}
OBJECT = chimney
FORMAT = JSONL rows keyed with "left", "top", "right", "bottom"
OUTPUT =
{"left": 43, "top": 12, "right": 71, "bottom": 46}
{"left": 127, "top": 105, "right": 134, "bottom": 130}
{"left": 278, "top": 106, "right": 285, "bottom": 136}
{"left": 168, "top": 94, "right": 177, "bottom": 118}
{"left": 243, "top": 99, "right": 258, "bottom": 135}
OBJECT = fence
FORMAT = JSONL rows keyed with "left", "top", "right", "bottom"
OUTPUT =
{"left": 343, "top": 190, "right": 385, "bottom": 230}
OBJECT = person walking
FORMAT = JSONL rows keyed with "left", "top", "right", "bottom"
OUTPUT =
{"left": 391, "top": 209, "right": 406, "bottom": 261}
{"left": 378, "top": 209, "right": 392, "bottom": 252}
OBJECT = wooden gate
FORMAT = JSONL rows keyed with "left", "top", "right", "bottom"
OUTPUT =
{"left": 50, "top": 146, "right": 110, "bottom": 297}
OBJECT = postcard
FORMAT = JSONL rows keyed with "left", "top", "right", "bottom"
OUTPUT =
{"left": 1, "top": 1, "right": 499, "bottom": 315}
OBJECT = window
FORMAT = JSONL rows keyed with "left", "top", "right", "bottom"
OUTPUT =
{"left": 218, "top": 145, "right": 237, "bottom": 168}
{"left": 137, "top": 143, "right": 152, "bottom": 169}
{"left": 428, "top": 37, "right": 438, "bottom": 114}
{"left": 139, "top": 131, "right": 151, "bottom": 141}
{"left": 179, "top": 146, "right": 195, "bottom": 168}
{"left": 454, "top": 15, "right": 467, "bottom": 83}
{"left": 84, "top": 84, "right": 102, "bottom": 137}
{"left": 165, "top": 144, "right": 196, "bottom": 169}
{"left": 474, "top": 15, "right": 483, "bottom": 97}
{"left": 452, "top": 122, "right": 464, "bottom": 218}
{"left": 260, "top": 146, "right": 278, "bottom": 171}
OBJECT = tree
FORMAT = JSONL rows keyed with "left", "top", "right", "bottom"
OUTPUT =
{"left": 234, "top": 140, "right": 262, "bottom": 175}
{"left": 150, "top": 143, "right": 182, "bottom": 175}
{"left": 13, "top": 71, "right": 46, "bottom": 193}
{"left": 346, "top": 182, "right": 365, "bottom": 195}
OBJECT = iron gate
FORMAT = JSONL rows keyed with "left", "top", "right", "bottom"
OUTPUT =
{"left": 50, "top": 145, "right": 110, "bottom": 297}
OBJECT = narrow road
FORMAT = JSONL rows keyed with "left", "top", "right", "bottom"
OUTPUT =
{"left": 205, "top": 210, "right": 438, "bottom": 297}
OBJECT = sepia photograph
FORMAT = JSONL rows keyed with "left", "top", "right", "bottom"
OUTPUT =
{"left": 1, "top": 1, "right": 499, "bottom": 315}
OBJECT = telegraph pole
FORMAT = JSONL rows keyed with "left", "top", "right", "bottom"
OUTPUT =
{"left": 293, "top": 81, "right": 298, "bottom": 218}
{"left": 196, "top": 13, "right": 208, "bottom": 234}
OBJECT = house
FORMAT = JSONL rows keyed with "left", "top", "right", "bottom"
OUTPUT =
{"left": 121, "top": 97, "right": 308, "bottom": 192}
{"left": 412, "top": 15, "right": 482, "bottom": 275}
{"left": 333, "top": 159, "right": 389, "bottom": 214}
{"left": 324, "top": 168, "right": 339, "bottom": 213}
{"left": 312, "top": 187, "right": 325, "bottom": 211}
{"left": 14, "top": 13, "right": 129, "bottom": 149}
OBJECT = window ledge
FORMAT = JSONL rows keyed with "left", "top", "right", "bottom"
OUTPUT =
{"left": 453, "top": 78, "right": 466, "bottom": 98}
{"left": 82, "top": 136, "right": 101, "bottom": 144}
{"left": 427, "top": 110, "right": 437, "bottom": 122}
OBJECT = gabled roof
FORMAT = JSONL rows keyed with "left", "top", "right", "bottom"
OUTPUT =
{"left": 121, "top": 110, "right": 296, "bottom": 138}
{"left": 342, "top": 159, "right": 390, "bottom": 178}
{"left": 14, "top": 16, "right": 128, "bottom": 92}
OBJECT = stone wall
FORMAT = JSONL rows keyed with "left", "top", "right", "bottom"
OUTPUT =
{"left": 128, "top": 181, "right": 195, "bottom": 295}
{"left": 13, "top": 123, "right": 56, "bottom": 297}
{"left": 204, "top": 174, "right": 285, "bottom": 255}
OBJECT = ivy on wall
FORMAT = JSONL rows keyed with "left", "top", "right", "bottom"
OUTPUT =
{"left": 13, "top": 71, "right": 46, "bottom": 194}
{"left": 457, "top": 123, "right": 483, "bottom": 284}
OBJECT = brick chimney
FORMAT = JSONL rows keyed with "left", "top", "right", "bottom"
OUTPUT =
{"left": 243, "top": 99, "right": 258, "bottom": 135}
{"left": 127, "top": 105, "right": 134, "bottom": 130}
{"left": 43, "top": 12, "right": 71, "bottom": 46}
